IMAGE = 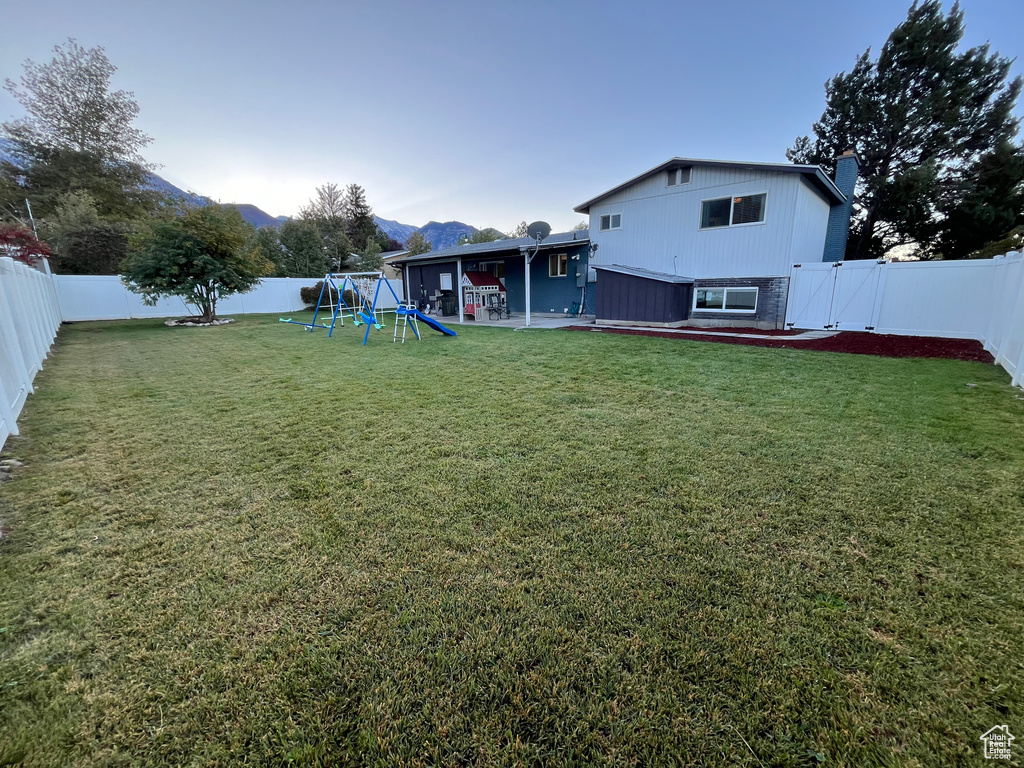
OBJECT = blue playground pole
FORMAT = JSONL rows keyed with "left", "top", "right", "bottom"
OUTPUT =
{"left": 327, "top": 275, "right": 356, "bottom": 338}
{"left": 361, "top": 277, "right": 385, "bottom": 345}
{"left": 309, "top": 278, "right": 328, "bottom": 330}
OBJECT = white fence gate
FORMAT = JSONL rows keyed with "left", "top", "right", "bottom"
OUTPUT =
{"left": 0, "top": 258, "right": 62, "bottom": 447}
{"left": 785, "top": 252, "right": 1024, "bottom": 387}
{"left": 784, "top": 259, "right": 886, "bottom": 331}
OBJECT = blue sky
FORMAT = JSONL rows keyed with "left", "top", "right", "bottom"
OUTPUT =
{"left": 2, "top": 0, "right": 1023, "bottom": 232}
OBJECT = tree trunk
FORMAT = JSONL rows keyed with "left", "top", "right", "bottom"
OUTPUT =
{"left": 851, "top": 206, "right": 878, "bottom": 260}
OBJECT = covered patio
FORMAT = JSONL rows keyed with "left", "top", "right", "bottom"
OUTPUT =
{"left": 393, "top": 229, "right": 595, "bottom": 327}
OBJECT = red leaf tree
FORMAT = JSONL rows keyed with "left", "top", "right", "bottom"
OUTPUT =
{"left": 0, "top": 225, "right": 52, "bottom": 265}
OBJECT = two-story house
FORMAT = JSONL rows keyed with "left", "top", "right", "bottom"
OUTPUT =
{"left": 574, "top": 153, "right": 859, "bottom": 329}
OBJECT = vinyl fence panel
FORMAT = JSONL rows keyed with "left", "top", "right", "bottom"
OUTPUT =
{"left": 51, "top": 276, "right": 400, "bottom": 321}
{"left": 0, "top": 257, "right": 62, "bottom": 448}
{"left": 786, "top": 251, "right": 1024, "bottom": 388}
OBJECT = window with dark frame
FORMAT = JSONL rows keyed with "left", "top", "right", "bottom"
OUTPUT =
{"left": 700, "top": 193, "right": 767, "bottom": 228}
{"left": 694, "top": 286, "right": 758, "bottom": 312}
{"left": 731, "top": 195, "right": 765, "bottom": 225}
{"left": 700, "top": 198, "right": 732, "bottom": 229}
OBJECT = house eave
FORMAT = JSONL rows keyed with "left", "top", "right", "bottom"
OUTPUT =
{"left": 574, "top": 157, "right": 846, "bottom": 214}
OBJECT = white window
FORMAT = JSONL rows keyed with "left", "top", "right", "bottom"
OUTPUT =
{"left": 549, "top": 253, "right": 568, "bottom": 277}
{"left": 439, "top": 273, "right": 453, "bottom": 291}
{"left": 693, "top": 286, "right": 758, "bottom": 313}
{"left": 700, "top": 193, "right": 767, "bottom": 229}
{"left": 599, "top": 213, "right": 621, "bottom": 231}
{"left": 666, "top": 167, "right": 692, "bottom": 186}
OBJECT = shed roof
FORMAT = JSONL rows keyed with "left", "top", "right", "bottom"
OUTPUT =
{"left": 462, "top": 270, "right": 506, "bottom": 290}
{"left": 573, "top": 158, "right": 845, "bottom": 213}
{"left": 594, "top": 264, "right": 694, "bottom": 284}
{"left": 394, "top": 229, "right": 590, "bottom": 266}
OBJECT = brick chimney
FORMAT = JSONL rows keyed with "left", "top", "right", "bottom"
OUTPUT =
{"left": 822, "top": 149, "right": 859, "bottom": 262}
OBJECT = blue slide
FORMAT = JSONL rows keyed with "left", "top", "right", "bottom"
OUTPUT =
{"left": 411, "top": 309, "right": 456, "bottom": 336}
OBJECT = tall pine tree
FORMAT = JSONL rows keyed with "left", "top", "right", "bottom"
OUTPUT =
{"left": 342, "top": 183, "right": 378, "bottom": 252}
{"left": 788, "top": 1, "right": 1022, "bottom": 259}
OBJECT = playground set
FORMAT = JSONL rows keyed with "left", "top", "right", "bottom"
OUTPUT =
{"left": 280, "top": 271, "right": 456, "bottom": 345}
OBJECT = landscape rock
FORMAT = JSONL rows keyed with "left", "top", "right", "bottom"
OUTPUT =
{"left": 164, "top": 318, "right": 235, "bottom": 328}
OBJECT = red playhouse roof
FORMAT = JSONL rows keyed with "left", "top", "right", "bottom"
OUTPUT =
{"left": 461, "top": 271, "right": 506, "bottom": 290}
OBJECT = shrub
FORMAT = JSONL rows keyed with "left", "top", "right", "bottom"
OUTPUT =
{"left": 301, "top": 281, "right": 340, "bottom": 309}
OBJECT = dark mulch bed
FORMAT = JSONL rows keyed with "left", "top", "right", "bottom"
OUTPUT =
{"left": 657, "top": 326, "right": 806, "bottom": 336}
{"left": 566, "top": 326, "right": 995, "bottom": 362}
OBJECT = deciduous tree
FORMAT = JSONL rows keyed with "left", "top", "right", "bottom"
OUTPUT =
{"left": 459, "top": 228, "right": 503, "bottom": 245}
{"left": 352, "top": 238, "right": 382, "bottom": 272}
{"left": 1, "top": 39, "right": 158, "bottom": 226}
{"left": 121, "top": 206, "right": 272, "bottom": 322}
{"left": 278, "top": 219, "right": 331, "bottom": 277}
{"left": 508, "top": 221, "right": 529, "bottom": 238}
{"left": 0, "top": 224, "right": 51, "bottom": 265}
{"left": 404, "top": 231, "right": 431, "bottom": 256}
{"left": 3, "top": 38, "right": 151, "bottom": 162}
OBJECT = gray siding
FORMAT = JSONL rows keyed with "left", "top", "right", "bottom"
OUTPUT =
{"left": 588, "top": 166, "right": 832, "bottom": 279}
{"left": 791, "top": 179, "right": 831, "bottom": 269}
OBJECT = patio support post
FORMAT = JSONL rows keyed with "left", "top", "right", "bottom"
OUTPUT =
{"left": 457, "top": 257, "right": 464, "bottom": 324}
{"left": 524, "top": 251, "right": 531, "bottom": 327}
{"left": 404, "top": 265, "right": 411, "bottom": 304}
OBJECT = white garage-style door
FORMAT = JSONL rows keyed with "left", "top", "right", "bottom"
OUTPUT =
{"left": 785, "top": 260, "right": 887, "bottom": 331}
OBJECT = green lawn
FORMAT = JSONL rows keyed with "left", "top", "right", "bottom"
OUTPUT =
{"left": 1, "top": 313, "right": 1022, "bottom": 767}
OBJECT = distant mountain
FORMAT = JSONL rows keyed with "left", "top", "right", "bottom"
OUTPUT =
{"left": 3, "top": 155, "right": 500, "bottom": 244}
{"left": 417, "top": 221, "right": 479, "bottom": 249}
{"left": 145, "top": 173, "right": 284, "bottom": 229}
{"left": 374, "top": 216, "right": 494, "bottom": 249}
{"left": 374, "top": 216, "right": 417, "bottom": 244}
{"left": 144, "top": 173, "right": 211, "bottom": 208}
{"left": 222, "top": 203, "right": 282, "bottom": 229}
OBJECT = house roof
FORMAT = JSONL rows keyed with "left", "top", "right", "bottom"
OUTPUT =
{"left": 381, "top": 250, "right": 408, "bottom": 261}
{"left": 573, "top": 158, "right": 846, "bottom": 213}
{"left": 593, "top": 264, "right": 694, "bottom": 284}
{"left": 462, "top": 270, "right": 506, "bottom": 290}
{"left": 393, "top": 229, "right": 590, "bottom": 266}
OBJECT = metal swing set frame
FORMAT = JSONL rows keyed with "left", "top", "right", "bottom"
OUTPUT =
{"left": 281, "top": 271, "right": 405, "bottom": 345}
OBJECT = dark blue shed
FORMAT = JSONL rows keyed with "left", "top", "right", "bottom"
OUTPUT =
{"left": 594, "top": 265, "right": 694, "bottom": 325}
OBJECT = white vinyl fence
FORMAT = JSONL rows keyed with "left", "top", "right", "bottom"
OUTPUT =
{"left": 1, "top": 270, "right": 403, "bottom": 446}
{"left": 785, "top": 251, "right": 1024, "bottom": 387}
{"left": 52, "top": 275, "right": 404, "bottom": 321}
{"left": 0, "top": 257, "right": 62, "bottom": 447}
